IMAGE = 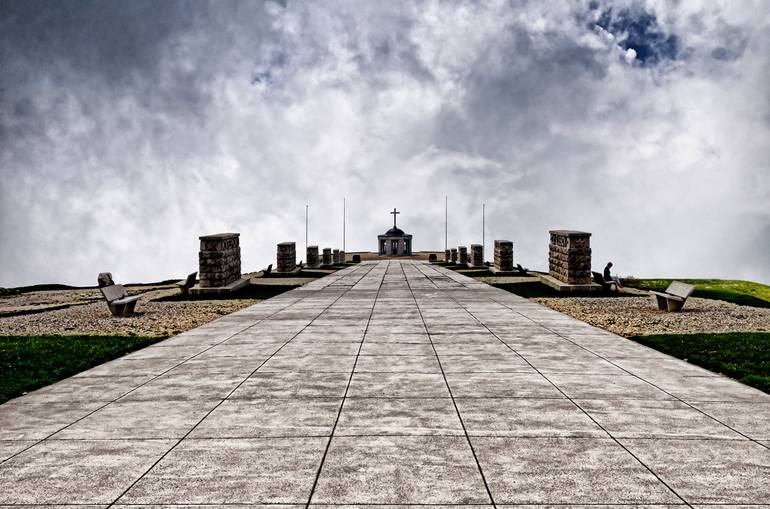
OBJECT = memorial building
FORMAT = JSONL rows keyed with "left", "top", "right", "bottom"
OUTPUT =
{"left": 378, "top": 208, "right": 413, "bottom": 256}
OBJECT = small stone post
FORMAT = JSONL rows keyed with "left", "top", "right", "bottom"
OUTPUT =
{"left": 494, "top": 240, "right": 514, "bottom": 272}
{"left": 445, "top": 249, "right": 451, "bottom": 263}
{"left": 322, "top": 248, "right": 332, "bottom": 266}
{"left": 306, "top": 246, "right": 319, "bottom": 268}
{"left": 198, "top": 233, "right": 241, "bottom": 288}
{"left": 339, "top": 250, "right": 346, "bottom": 264}
{"left": 470, "top": 244, "right": 484, "bottom": 267}
{"left": 458, "top": 246, "right": 468, "bottom": 265}
{"left": 332, "top": 249, "right": 340, "bottom": 265}
{"left": 548, "top": 230, "right": 592, "bottom": 284}
{"left": 276, "top": 242, "right": 297, "bottom": 273}
{"left": 450, "top": 248, "right": 458, "bottom": 263}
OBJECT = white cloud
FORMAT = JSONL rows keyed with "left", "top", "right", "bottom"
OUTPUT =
{"left": 1, "top": 0, "right": 768, "bottom": 286}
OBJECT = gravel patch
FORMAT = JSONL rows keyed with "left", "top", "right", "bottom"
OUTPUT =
{"left": 532, "top": 296, "right": 770, "bottom": 337}
{"left": 0, "top": 288, "right": 259, "bottom": 337}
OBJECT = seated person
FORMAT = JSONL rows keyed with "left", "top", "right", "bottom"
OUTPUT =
{"left": 604, "top": 262, "right": 623, "bottom": 288}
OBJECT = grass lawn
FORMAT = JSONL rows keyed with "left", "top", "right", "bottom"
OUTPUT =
{"left": 0, "top": 334, "right": 162, "bottom": 404}
{"left": 630, "top": 332, "right": 770, "bottom": 394}
{"left": 625, "top": 279, "right": 770, "bottom": 308}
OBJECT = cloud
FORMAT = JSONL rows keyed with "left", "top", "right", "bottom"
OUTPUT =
{"left": 1, "top": 0, "right": 769, "bottom": 286}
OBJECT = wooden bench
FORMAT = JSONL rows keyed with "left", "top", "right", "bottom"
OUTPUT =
{"left": 177, "top": 272, "right": 197, "bottom": 295}
{"left": 650, "top": 281, "right": 695, "bottom": 312}
{"left": 592, "top": 271, "right": 617, "bottom": 291}
{"left": 100, "top": 284, "right": 141, "bottom": 317}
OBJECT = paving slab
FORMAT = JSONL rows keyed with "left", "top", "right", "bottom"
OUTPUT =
{"left": 1, "top": 260, "right": 768, "bottom": 504}
{"left": 311, "top": 435, "right": 490, "bottom": 504}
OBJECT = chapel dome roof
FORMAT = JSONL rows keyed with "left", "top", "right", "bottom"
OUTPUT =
{"left": 384, "top": 227, "right": 406, "bottom": 236}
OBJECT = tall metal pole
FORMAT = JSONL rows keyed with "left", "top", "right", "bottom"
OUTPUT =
{"left": 445, "top": 195, "right": 448, "bottom": 251}
{"left": 305, "top": 204, "right": 308, "bottom": 253}
{"left": 482, "top": 203, "right": 485, "bottom": 260}
{"left": 343, "top": 198, "right": 346, "bottom": 252}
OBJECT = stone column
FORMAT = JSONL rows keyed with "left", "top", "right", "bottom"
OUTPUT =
{"left": 470, "top": 244, "right": 483, "bottom": 267}
{"left": 306, "top": 246, "right": 319, "bottom": 268}
{"left": 339, "top": 250, "right": 346, "bottom": 264}
{"left": 322, "top": 248, "right": 332, "bottom": 266}
{"left": 276, "top": 242, "right": 296, "bottom": 273}
{"left": 494, "top": 240, "right": 514, "bottom": 272}
{"left": 450, "top": 248, "right": 458, "bottom": 263}
{"left": 198, "top": 233, "right": 241, "bottom": 288}
{"left": 548, "top": 230, "right": 592, "bottom": 284}
{"left": 332, "top": 249, "right": 340, "bottom": 265}
{"left": 445, "top": 249, "right": 451, "bottom": 263}
{"left": 458, "top": 246, "right": 468, "bottom": 265}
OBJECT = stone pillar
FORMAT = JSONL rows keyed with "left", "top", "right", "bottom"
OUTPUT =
{"left": 276, "top": 242, "right": 296, "bottom": 273}
{"left": 322, "top": 248, "right": 332, "bottom": 266}
{"left": 494, "top": 240, "right": 514, "bottom": 272}
{"left": 470, "top": 244, "right": 484, "bottom": 267}
{"left": 306, "top": 245, "right": 319, "bottom": 268}
{"left": 458, "top": 246, "right": 468, "bottom": 265}
{"left": 445, "top": 249, "right": 451, "bottom": 263}
{"left": 332, "top": 249, "right": 340, "bottom": 265}
{"left": 549, "top": 230, "right": 592, "bottom": 284}
{"left": 198, "top": 233, "right": 241, "bottom": 288}
{"left": 339, "top": 250, "right": 346, "bottom": 264}
{"left": 450, "top": 248, "right": 458, "bottom": 263}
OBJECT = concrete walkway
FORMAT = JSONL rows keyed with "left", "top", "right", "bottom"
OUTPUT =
{"left": 1, "top": 260, "right": 768, "bottom": 506}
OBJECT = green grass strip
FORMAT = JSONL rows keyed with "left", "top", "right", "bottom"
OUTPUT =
{"left": 0, "top": 334, "right": 163, "bottom": 404}
{"left": 630, "top": 332, "right": 770, "bottom": 394}
{"left": 626, "top": 279, "right": 770, "bottom": 308}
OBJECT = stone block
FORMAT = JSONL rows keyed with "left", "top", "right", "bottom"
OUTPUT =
{"left": 450, "top": 248, "right": 457, "bottom": 263}
{"left": 333, "top": 249, "right": 340, "bottom": 265}
{"left": 276, "top": 242, "right": 297, "bottom": 273}
{"left": 322, "top": 248, "right": 332, "bottom": 266}
{"left": 494, "top": 240, "right": 514, "bottom": 272}
{"left": 198, "top": 233, "right": 241, "bottom": 288}
{"left": 458, "top": 246, "right": 468, "bottom": 265}
{"left": 445, "top": 249, "right": 451, "bottom": 263}
{"left": 306, "top": 246, "right": 319, "bottom": 268}
{"left": 470, "top": 244, "right": 483, "bottom": 267}
{"left": 548, "top": 230, "right": 591, "bottom": 285}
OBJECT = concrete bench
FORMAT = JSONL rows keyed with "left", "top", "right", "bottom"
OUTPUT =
{"left": 650, "top": 281, "right": 695, "bottom": 312}
{"left": 592, "top": 271, "right": 617, "bottom": 291}
{"left": 100, "top": 284, "right": 141, "bottom": 317}
{"left": 177, "top": 272, "right": 197, "bottom": 295}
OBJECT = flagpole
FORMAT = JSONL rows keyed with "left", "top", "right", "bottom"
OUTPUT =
{"left": 343, "top": 198, "right": 346, "bottom": 252}
{"left": 482, "top": 203, "right": 485, "bottom": 261}
{"left": 305, "top": 204, "right": 308, "bottom": 253}
{"left": 445, "top": 195, "right": 448, "bottom": 252}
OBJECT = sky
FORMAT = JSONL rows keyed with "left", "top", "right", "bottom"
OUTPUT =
{"left": 1, "top": 0, "right": 769, "bottom": 287}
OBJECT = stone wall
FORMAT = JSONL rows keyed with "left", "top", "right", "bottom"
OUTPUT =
{"left": 470, "top": 244, "right": 483, "bottom": 267}
{"left": 548, "top": 230, "right": 592, "bottom": 284}
{"left": 199, "top": 233, "right": 241, "bottom": 288}
{"left": 307, "top": 246, "right": 319, "bottom": 268}
{"left": 458, "top": 246, "right": 468, "bottom": 265}
{"left": 322, "top": 248, "right": 332, "bottom": 266}
{"left": 494, "top": 240, "right": 514, "bottom": 272}
{"left": 277, "top": 242, "right": 297, "bottom": 273}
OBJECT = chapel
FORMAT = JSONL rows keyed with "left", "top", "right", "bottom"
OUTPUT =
{"left": 378, "top": 208, "right": 413, "bottom": 256}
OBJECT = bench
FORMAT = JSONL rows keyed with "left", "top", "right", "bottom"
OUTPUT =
{"left": 592, "top": 271, "right": 617, "bottom": 291}
{"left": 650, "top": 281, "right": 695, "bottom": 312}
{"left": 100, "top": 284, "right": 141, "bottom": 317}
{"left": 177, "top": 272, "right": 197, "bottom": 295}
